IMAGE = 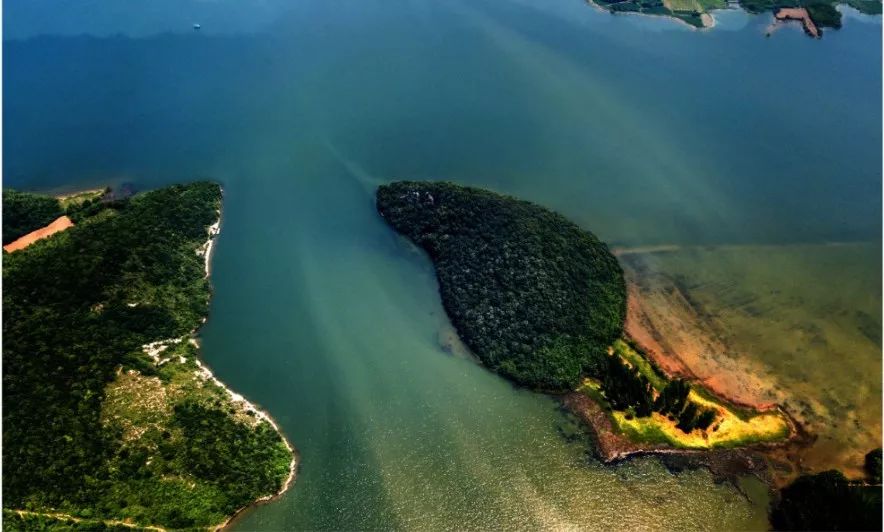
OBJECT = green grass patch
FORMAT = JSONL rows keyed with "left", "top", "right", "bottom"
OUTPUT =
{"left": 667, "top": 0, "right": 702, "bottom": 12}
{"left": 58, "top": 189, "right": 106, "bottom": 210}
{"left": 613, "top": 339, "right": 667, "bottom": 390}
{"left": 697, "top": 0, "right": 727, "bottom": 9}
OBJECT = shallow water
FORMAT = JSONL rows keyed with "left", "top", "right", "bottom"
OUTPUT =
{"left": 3, "top": 0, "right": 880, "bottom": 529}
{"left": 631, "top": 243, "right": 882, "bottom": 477}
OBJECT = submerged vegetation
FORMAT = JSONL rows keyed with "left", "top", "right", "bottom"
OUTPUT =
{"left": 3, "top": 183, "right": 293, "bottom": 529}
{"left": 377, "top": 181, "right": 790, "bottom": 449}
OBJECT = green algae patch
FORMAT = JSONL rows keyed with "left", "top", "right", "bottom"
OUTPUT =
{"left": 621, "top": 243, "right": 881, "bottom": 477}
{"left": 612, "top": 339, "right": 667, "bottom": 390}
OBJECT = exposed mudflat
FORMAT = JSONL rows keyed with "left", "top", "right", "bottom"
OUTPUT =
{"left": 618, "top": 243, "right": 882, "bottom": 479}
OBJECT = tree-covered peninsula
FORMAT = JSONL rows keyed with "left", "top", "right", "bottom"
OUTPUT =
{"left": 3, "top": 183, "right": 295, "bottom": 530}
{"left": 377, "top": 181, "right": 627, "bottom": 391}
{"left": 377, "top": 181, "right": 790, "bottom": 454}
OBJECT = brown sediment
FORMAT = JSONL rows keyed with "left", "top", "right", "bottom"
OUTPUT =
{"left": 774, "top": 7, "right": 820, "bottom": 38}
{"left": 3, "top": 215, "right": 75, "bottom": 253}
{"left": 620, "top": 254, "right": 783, "bottom": 412}
{"left": 609, "top": 246, "right": 883, "bottom": 482}
{"left": 562, "top": 392, "right": 665, "bottom": 461}
{"left": 198, "top": 198, "right": 299, "bottom": 531}
{"left": 556, "top": 248, "right": 825, "bottom": 485}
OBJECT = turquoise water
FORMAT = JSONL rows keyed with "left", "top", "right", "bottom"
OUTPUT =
{"left": 4, "top": 0, "right": 880, "bottom": 529}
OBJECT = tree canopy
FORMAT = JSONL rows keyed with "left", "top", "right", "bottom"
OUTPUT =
{"left": 3, "top": 189, "right": 64, "bottom": 244}
{"left": 377, "top": 181, "right": 626, "bottom": 391}
{"left": 3, "top": 182, "right": 292, "bottom": 529}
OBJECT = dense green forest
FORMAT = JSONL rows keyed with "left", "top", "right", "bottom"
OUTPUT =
{"left": 377, "top": 182, "right": 718, "bottom": 435}
{"left": 3, "top": 183, "right": 293, "bottom": 529}
{"left": 377, "top": 181, "right": 627, "bottom": 391}
{"left": 2, "top": 189, "right": 64, "bottom": 244}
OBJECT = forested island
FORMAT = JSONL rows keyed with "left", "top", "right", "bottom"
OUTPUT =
{"left": 376, "top": 181, "right": 881, "bottom": 530}
{"left": 588, "top": 0, "right": 880, "bottom": 34}
{"left": 3, "top": 183, "right": 295, "bottom": 530}
{"left": 376, "top": 181, "right": 788, "bottom": 448}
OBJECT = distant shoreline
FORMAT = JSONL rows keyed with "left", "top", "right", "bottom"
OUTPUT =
{"left": 585, "top": 0, "right": 717, "bottom": 29}
{"left": 585, "top": 0, "right": 880, "bottom": 36}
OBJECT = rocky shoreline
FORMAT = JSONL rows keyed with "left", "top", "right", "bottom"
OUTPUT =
{"left": 561, "top": 329, "right": 813, "bottom": 489}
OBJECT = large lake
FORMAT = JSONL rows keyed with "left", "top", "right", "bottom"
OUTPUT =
{"left": 4, "top": 0, "right": 881, "bottom": 529}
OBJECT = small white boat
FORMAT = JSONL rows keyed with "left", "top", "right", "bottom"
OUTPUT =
{"left": 193, "top": 23, "right": 201, "bottom": 30}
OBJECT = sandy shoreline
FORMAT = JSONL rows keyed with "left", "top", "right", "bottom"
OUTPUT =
{"left": 137, "top": 334, "right": 299, "bottom": 531}
{"left": 197, "top": 207, "right": 222, "bottom": 278}
{"left": 606, "top": 243, "right": 884, "bottom": 483}
{"left": 146, "top": 196, "right": 298, "bottom": 530}
{"left": 196, "top": 194, "right": 299, "bottom": 530}
{"left": 194, "top": 352, "right": 299, "bottom": 531}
